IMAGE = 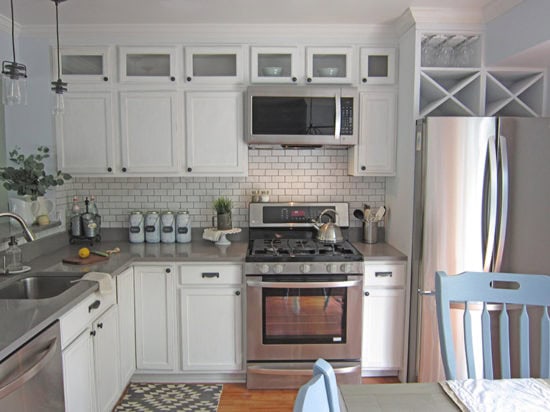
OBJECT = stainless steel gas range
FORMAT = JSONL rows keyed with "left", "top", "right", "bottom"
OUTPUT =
{"left": 245, "top": 202, "right": 363, "bottom": 389}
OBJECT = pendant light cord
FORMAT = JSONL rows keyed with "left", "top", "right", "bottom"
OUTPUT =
{"left": 10, "top": 0, "right": 16, "bottom": 63}
{"left": 55, "top": 0, "right": 61, "bottom": 81}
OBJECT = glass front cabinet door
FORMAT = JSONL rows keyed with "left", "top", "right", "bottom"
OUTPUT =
{"left": 305, "top": 47, "right": 353, "bottom": 84}
{"left": 360, "top": 48, "right": 396, "bottom": 85}
{"left": 184, "top": 46, "right": 244, "bottom": 84}
{"left": 250, "top": 46, "right": 300, "bottom": 84}
{"left": 118, "top": 46, "right": 179, "bottom": 83}
{"left": 54, "top": 46, "right": 112, "bottom": 84}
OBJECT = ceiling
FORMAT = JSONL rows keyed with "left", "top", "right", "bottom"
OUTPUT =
{"left": 1, "top": 0, "right": 501, "bottom": 26}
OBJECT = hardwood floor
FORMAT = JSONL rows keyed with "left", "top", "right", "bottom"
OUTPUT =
{"left": 218, "top": 377, "right": 400, "bottom": 411}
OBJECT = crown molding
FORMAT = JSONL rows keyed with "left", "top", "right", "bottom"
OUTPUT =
{"left": 393, "top": 8, "right": 415, "bottom": 37}
{"left": 483, "top": 0, "right": 523, "bottom": 22}
{"left": 409, "top": 7, "right": 485, "bottom": 27}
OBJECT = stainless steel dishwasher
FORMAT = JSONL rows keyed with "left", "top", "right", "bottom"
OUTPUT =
{"left": 0, "top": 321, "right": 65, "bottom": 411}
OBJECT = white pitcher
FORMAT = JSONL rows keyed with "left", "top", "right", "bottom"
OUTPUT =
{"left": 8, "top": 196, "right": 36, "bottom": 225}
{"left": 31, "top": 197, "right": 54, "bottom": 219}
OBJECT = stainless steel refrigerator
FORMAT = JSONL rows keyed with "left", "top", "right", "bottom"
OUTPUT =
{"left": 407, "top": 117, "right": 550, "bottom": 382}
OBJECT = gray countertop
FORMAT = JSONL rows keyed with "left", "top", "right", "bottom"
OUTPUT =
{"left": 0, "top": 236, "right": 406, "bottom": 362}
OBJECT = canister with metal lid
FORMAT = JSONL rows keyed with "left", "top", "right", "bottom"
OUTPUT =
{"left": 176, "top": 210, "right": 192, "bottom": 243}
{"left": 160, "top": 211, "right": 176, "bottom": 243}
{"left": 129, "top": 211, "right": 145, "bottom": 243}
{"left": 144, "top": 211, "right": 160, "bottom": 243}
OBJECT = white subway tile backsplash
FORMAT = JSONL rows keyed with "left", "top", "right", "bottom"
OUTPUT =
{"left": 61, "top": 148, "right": 384, "bottom": 229}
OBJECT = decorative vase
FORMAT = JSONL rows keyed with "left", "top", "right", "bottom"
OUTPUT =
{"left": 8, "top": 195, "right": 36, "bottom": 225}
{"left": 31, "top": 196, "right": 54, "bottom": 220}
{"left": 217, "top": 213, "right": 232, "bottom": 230}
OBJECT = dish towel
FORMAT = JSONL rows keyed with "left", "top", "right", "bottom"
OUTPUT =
{"left": 440, "top": 378, "right": 550, "bottom": 412}
{"left": 81, "top": 272, "right": 114, "bottom": 295}
{"left": 202, "top": 228, "right": 222, "bottom": 242}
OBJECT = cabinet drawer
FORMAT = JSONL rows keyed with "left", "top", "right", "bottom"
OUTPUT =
{"left": 178, "top": 264, "right": 242, "bottom": 285}
{"left": 60, "top": 290, "right": 115, "bottom": 350}
{"left": 364, "top": 263, "right": 406, "bottom": 287}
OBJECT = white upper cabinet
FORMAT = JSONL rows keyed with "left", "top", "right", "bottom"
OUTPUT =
{"left": 185, "top": 46, "right": 244, "bottom": 84}
{"left": 360, "top": 48, "right": 397, "bottom": 85}
{"left": 54, "top": 46, "right": 112, "bottom": 84}
{"left": 119, "top": 90, "right": 181, "bottom": 174}
{"left": 119, "top": 46, "right": 179, "bottom": 83}
{"left": 305, "top": 47, "right": 353, "bottom": 84}
{"left": 56, "top": 91, "right": 116, "bottom": 175}
{"left": 185, "top": 90, "right": 247, "bottom": 176}
{"left": 250, "top": 46, "right": 300, "bottom": 84}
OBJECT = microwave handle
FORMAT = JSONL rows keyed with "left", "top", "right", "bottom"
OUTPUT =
{"left": 334, "top": 95, "right": 341, "bottom": 140}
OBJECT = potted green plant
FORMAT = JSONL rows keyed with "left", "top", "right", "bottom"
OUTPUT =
{"left": 213, "top": 196, "right": 233, "bottom": 230}
{"left": 0, "top": 146, "right": 71, "bottom": 224}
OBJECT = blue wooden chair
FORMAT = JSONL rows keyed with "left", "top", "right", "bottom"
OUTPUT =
{"left": 293, "top": 374, "right": 330, "bottom": 412}
{"left": 313, "top": 358, "right": 341, "bottom": 412}
{"left": 435, "top": 271, "right": 550, "bottom": 380}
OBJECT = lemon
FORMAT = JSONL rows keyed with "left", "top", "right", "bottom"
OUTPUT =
{"left": 78, "top": 247, "right": 90, "bottom": 259}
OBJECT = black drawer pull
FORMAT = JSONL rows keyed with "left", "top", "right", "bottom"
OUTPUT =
{"left": 235, "top": 291, "right": 241, "bottom": 296}
{"left": 97, "top": 322, "right": 103, "bottom": 329}
{"left": 375, "top": 271, "right": 393, "bottom": 278}
{"left": 88, "top": 300, "right": 101, "bottom": 312}
{"left": 90, "top": 330, "right": 96, "bottom": 337}
{"left": 202, "top": 272, "right": 220, "bottom": 279}
{"left": 364, "top": 291, "right": 370, "bottom": 296}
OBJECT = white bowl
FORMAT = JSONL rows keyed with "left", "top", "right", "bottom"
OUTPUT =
{"left": 318, "top": 67, "right": 339, "bottom": 77}
{"left": 262, "top": 67, "right": 283, "bottom": 76}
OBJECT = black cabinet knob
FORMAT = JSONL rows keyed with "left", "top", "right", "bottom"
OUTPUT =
{"left": 107, "top": 167, "right": 112, "bottom": 172}
{"left": 364, "top": 291, "right": 370, "bottom": 296}
{"left": 307, "top": 77, "right": 312, "bottom": 83}
{"left": 187, "top": 167, "right": 192, "bottom": 172}
{"left": 97, "top": 322, "right": 103, "bottom": 329}
{"left": 362, "top": 78, "right": 367, "bottom": 83}
{"left": 165, "top": 268, "right": 171, "bottom": 273}
{"left": 186, "top": 76, "right": 192, "bottom": 82}
{"left": 103, "top": 76, "right": 109, "bottom": 82}
{"left": 88, "top": 300, "right": 101, "bottom": 312}
{"left": 235, "top": 291, "right": 241, "bottom": 296}
{"left": 122, "top": 167, "right": 127, "bottom": 172}
{"left": 170, "top": 76, "right": 175, "bottom": 81}
{"left": 292, "top": 77, "right": 297, "bottom": 82}
{"left": 90, "top": 330, "right": 96, "bottom": 337}
{"left": 361, "top": 166, "right": 366, "bottom": 171}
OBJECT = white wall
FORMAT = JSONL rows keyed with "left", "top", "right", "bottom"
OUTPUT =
{"left": 485, "top": 0, "right": 550, "bottom": 66}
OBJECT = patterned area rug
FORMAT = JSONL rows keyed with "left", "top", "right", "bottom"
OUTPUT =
{"left": 114, "top": 383, "right": 222, "bottom": 412}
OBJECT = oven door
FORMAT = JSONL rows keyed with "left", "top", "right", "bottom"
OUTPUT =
{"left": 246, "top": 274, "right": 363, "bottom": 362}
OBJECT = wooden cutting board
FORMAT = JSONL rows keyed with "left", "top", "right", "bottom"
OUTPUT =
{"left": 62, "top": 254, "right": 109, "bottom": 265}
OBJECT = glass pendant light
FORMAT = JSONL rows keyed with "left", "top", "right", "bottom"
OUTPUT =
{"left": 51, "top": 0, "right": 67, "bottom": 114}
{"left": 2, "top": 0, "right": 28, "bottom": 106}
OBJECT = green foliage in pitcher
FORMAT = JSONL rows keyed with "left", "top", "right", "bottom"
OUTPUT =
{"left": 213, "top": 196, "right": 233, "bottom": 215}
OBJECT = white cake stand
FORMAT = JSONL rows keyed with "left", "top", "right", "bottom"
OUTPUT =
{"left": 203, "top": 228, "right": 242, "bottom": 245}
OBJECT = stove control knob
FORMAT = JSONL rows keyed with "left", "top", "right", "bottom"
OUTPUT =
{"left": 326, "top": 263, "right": 338, "bottom": 273}
{"left": 300, "top": 264, "right": 311, "bottom": 273}
{"left": 258, "top": 264, "right": 270, "bottom": 274}
{"left": 273, "top": 264, "right": 284, "bottom": 274}
{"left": 340, "top": 264, "right": 352, "bottom": 273}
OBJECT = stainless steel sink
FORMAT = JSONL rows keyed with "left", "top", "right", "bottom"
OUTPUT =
{"left": 0, "top": 273, "right": 84, "bottom": 299}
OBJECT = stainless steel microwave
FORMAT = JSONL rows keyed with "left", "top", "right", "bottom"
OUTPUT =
{"left": 246, "top": 86, "right": 358, "bottom": 147}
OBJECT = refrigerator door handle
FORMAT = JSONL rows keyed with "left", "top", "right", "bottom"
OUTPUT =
{"left": 484, "top": 136, "right": 498, "bottom": 272}
{"left": 494, "top": 135, "right": 509, "bottom": 271}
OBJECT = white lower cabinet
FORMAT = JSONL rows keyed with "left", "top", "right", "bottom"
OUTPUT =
{"left": 362, "top": 262, "right": 406, "bottom": 376}
{"left": 116, "top": 267, "right": 136, "bottom": 386}
{"left": 178, "top": 263, "right": 243, "bottom": 373}
{"left": 134, "top": 264, "right": 177, "bottom": 372}
{"left": 61, "top": 296, "right": 120, "bottom": 412}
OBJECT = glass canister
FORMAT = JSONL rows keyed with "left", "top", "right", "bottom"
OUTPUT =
{"left": 160, "top": 211, "right": 176, "bottom": 243}
{"left": 176, "top": 210, "right": 192, "bottom": 243}
{"left": 144, "top": 211, "right": 160, "bottom": 243}
{"left": 129, "top": 211, "right": 144, "bottom": 243}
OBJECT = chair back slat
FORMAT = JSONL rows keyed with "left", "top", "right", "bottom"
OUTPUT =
{"left": 313, "top": 358, "right": 341, "bottom": 412}
{"left": 463, "top": 302, "right": 476, "bottom": 378}
{"left": 541, "top": 309, "right": 550, "bottom": 378}
{"left": 519, "top": 305, "right": 530, "bottom": 378}
{"left": 293, "top": 374, "right": 330, "bottom": 412}
{"left": 436, "top": 271, "right": 550, "bottom": 380}
{"left": 499, "top": 303, "right": 511, "bottom": 378}
{"left": 481, "top": 302, "right": 494, "bottom": 379}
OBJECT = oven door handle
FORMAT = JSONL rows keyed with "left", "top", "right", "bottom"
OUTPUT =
{"left": 246, "top": 279, "right": 362, "bottom": 289}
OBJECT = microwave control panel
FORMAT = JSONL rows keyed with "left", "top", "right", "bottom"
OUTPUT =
{"left": 341, "top": 98, "right": 353, "bottom": 135}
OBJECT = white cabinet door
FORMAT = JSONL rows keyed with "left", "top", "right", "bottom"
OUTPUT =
{"left": 134, "top": 265, "right": 177, "bottom": 371}
{"left": 54, "top": 46, "right": 112, "bottom": 84}
{"left": 119, "top": 91, "right": 181, "bottom": 174}
{"left": 116, "top": 267, "right": 135, "bottom": 387}
{"left": 62, "top": 328, "right": 96, "bottom": 412}
{"left": 250, "top": 46, "right": 300, "bottom": 84}
{"left": 184, "top": 46, "right": 244, "bottom": 84}
{"left": 119, "top": 46, "right": 179, "bottom": 83}
{"left": 56, "top": 91, "right": 115, "bottom": 175}
{"left": 305, "top": 46, "right": 353, "bottom": 84}
{"left": 179, "top": 287, "right": 243, "bottom": 371}
{"left": 93, "top": 305, "right": 121, "bottom": 412}
{"left": 348, "top": 90, "right": 397, "bottom": 176}
{"left": 185, "top": 91, "right": 247, "bottom": 176}
{"left": 360, "top": 48, "right": 397, "bottom": 85}
{"left": 362, "top": 288, "right": 405, "bottom": 370}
